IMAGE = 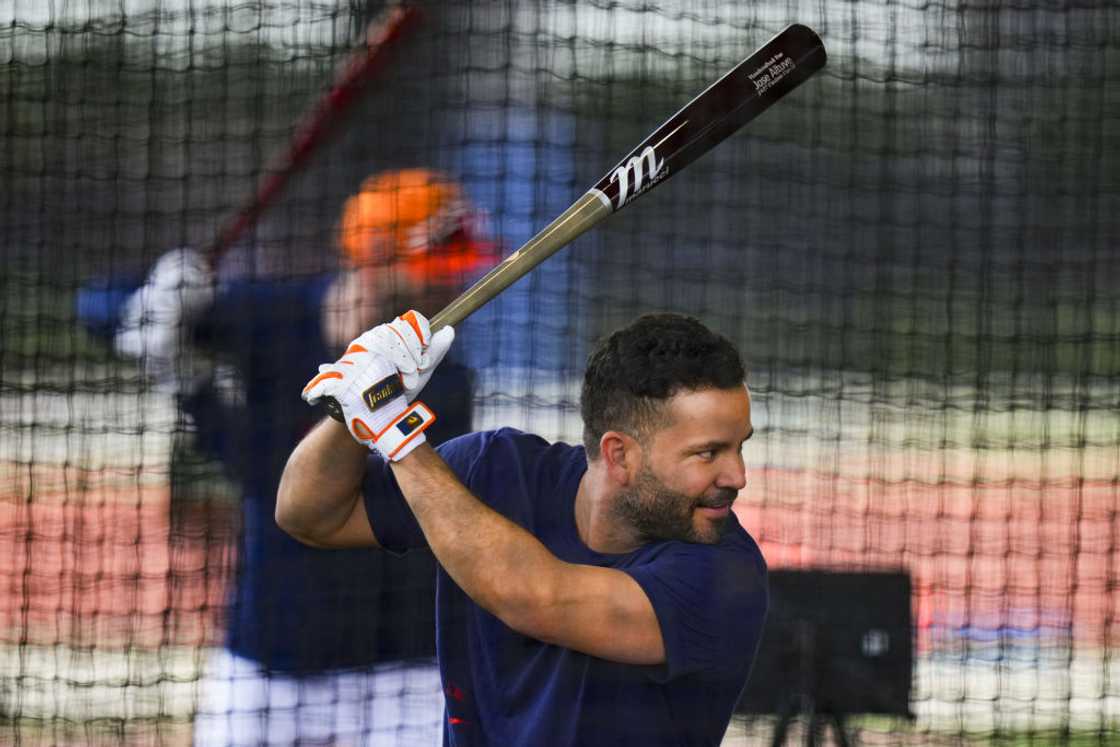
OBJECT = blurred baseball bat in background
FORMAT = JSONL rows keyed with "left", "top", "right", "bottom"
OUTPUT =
{"left": 207, "top": 4, "right": 423, "bottom": 268}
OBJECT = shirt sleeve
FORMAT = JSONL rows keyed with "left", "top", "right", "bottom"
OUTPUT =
{"left": 624, "top": 532, "right": 769, "bottom": 682}
{"left": 74, "top": 273, "right": 143, "bottom": 342}
{"left": 194, "top": 275, "right": 332, "bottom": 358}
{"left": 361, "top": 431, "right": 491, "bottom": 554}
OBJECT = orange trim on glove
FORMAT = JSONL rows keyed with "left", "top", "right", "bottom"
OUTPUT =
{"left": 400, "top": 310, "right": 427, "bottom": 342}
{"left": 351, "top": 417, "right": 376, "bottom": 442}
{"left": 302, "top": 370, "right": 342, "bottom": 394}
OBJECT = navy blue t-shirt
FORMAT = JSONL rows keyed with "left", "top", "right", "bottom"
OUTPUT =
{"left": 363, "top": 428, "right": 769, "bottom": 746}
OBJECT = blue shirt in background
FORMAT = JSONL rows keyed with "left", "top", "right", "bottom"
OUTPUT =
{"left": 79, "top": 273, "right": 474, "bottom": 673}
{"left": 363, "top": 428, "right": 768, "bottom": 746}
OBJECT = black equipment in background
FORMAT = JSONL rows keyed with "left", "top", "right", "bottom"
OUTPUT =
{"left": 737, "top": 569, "right": 915, "bottom": 746}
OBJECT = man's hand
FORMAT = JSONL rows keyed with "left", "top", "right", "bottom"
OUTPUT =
{"left": 302, "top": 310, "right": 454, "bottom": 461}
{"left": 114, "top": 247, "right": 215, "bottom": 393}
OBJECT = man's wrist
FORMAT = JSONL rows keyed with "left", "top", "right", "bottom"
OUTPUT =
{"left": 388, "top": 441, "right": 445, "bottom": 487}
{"left": 393, "top": 439, "right": 438, "bottom": 463}
{"left": 322, "top": 416, "right": 372, "bottom": 456}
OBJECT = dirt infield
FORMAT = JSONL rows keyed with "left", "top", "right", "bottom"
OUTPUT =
{"left": 2, "top": 456, "right": 1113, "bottom": 654}
{"left": 737, "top": 465, "right": 1119, "bottom": 652}
{"left": 0, "top": 465, "right": 233, "bottom": 650}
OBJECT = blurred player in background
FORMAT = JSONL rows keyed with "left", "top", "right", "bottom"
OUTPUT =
{"left": 278, "top": 310, "right": 769, "bottom": 745}
{"left": 78, "top": 169, "right": 495, "bottom": 746}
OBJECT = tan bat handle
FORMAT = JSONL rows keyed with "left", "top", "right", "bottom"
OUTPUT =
{"left": 430, "top": 191, "right": 612, "bottom": 332}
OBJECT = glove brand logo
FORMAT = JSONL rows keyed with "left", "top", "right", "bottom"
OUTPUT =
{"left": 396, "top": 411, "right": 424, "bottom": 436}
{"left": 362, "top": 375, "right": 403, "bottom": 412}
{"left": 609, "top": 145, "right": 665, "bottom": 209}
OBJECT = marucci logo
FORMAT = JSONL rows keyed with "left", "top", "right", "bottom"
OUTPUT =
{"left": 588, "top": 120, "right": 690, "bottom": 212}
{"left": 590, "top": 145, "right": 668, "bottom": 212}
{"left": 610, "top": 146, "right": 665, "bottom": 208}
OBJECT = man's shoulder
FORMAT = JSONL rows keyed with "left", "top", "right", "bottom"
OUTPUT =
{"left": 437, "top": 427, "right": 579, "bottom": 463}
{"left": 436, "top": 428, "right": 585, "bottom": 498}
{"left": 721, "top": 516, "right": 767, "bottom": 572}
{"left": 640, "top": 516, "right": 764, "bottom": 565}
{"left": 632, "top": 518, "right": 767, "bottom": 599}
{"left": 712, "top": 520, "right": 768, "bottom": 594}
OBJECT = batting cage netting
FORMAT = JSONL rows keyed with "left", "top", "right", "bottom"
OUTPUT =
{"left": 2, "top": 1, "right": 1117, "bottom": 744}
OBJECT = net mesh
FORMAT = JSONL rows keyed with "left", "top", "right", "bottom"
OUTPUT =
{"left": 2, "top": 1, "right": 1118, "bottom": 744}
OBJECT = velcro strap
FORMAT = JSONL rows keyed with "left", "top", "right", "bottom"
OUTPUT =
{"left": 375, "top": 401, "right": 437, "bottom": 461}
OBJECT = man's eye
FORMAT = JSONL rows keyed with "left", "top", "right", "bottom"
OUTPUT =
{"left": 697, "top": 450, "right": 715, "bottom": 460}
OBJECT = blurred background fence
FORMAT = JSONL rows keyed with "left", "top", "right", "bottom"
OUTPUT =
{"left": 1, "top": 0, "right": 1118, "bottom": 744}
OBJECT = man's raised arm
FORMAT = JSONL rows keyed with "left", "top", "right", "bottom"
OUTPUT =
{"left": 278, "top": 309, "right": 669, "bottom": 666}
{"left": 277, "top": 310, "right": 455, "bottom": 548}
{"left": 276, "top": 417, "right": 377, "bottom": 548}
{"left": 390, "top": 443, "right": 667, "bottom": 666}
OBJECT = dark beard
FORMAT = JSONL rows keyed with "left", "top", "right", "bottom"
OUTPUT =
{"left": 613, "top": 466, "right": 737, "bottom": 545}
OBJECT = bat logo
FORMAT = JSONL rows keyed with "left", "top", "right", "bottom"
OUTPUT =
{"left": 588, "top": 122, "right": 686, "bottom": 213}
{"left": 609, "top": 146, "right": 665, "bottom": 209}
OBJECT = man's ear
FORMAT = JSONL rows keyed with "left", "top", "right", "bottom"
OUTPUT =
{"left": 599, "top": 430, "right": 642, "bottom": 486}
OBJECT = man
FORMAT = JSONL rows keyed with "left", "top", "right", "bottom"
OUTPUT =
{"left": 78, "top": 169, "right": 494, "bottom": 745}
{"left": 278, "top": 310, "right": 769, "bottom": 745}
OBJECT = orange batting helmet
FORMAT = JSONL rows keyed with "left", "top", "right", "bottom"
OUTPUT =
{"left": 337, "top": 168, "right": 493, "bottom": 286}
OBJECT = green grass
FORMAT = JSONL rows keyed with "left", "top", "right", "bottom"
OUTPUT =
{"left": 0, "top": 270, "right": 120, "bottom": 381}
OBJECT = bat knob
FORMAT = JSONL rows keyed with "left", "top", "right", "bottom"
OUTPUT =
{"left": 323, "top": 396, "right": 345, "bottom": 423}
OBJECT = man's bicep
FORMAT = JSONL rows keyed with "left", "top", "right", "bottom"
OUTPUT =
{"left": 535, "top": 565, "right": 666, "bottom": 666}
{"left": 299, "top": 491, "right": 381, "bottom": 549}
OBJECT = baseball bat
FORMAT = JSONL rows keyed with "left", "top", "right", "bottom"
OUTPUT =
{"left": 206, "top": 4, "right": 423, "bottom": 268}
{"left": 323, "top": 24, "right": 825, "bottom": 423}
{"left": 429, "top": 23, "right": 826, "bottom": 332}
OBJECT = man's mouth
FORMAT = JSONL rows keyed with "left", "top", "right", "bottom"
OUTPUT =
{"left": 697, "top": 504, "right": 731, "bottom": 519}
{"left": 696, "top": 494, "right": 736, "bottom": 519}
{"left": 697, "top": 490, "right": 738, "bottom": 511}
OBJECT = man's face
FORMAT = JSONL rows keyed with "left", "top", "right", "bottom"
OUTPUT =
{"left": 614, "top": 386, "right": 753, "bottom": 545}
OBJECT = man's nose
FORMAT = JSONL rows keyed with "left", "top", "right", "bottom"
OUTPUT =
{"left": 720, "top": 453, "right": 747, "bottom": 492}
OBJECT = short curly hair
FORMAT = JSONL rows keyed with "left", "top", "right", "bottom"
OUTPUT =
{"left": 580, "top": 312, "right": 746, "bottom": 459}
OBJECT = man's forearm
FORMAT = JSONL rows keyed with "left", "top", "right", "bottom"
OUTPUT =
{"left": 390, "top": 444, "right": 562, "bottom": 632}
{"left": 276, "top": 417, "right": 369, "bottom": 544}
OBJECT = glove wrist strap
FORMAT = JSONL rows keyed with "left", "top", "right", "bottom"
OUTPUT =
{"left": 353, "top": 401, "right": 437, "bottom": 461}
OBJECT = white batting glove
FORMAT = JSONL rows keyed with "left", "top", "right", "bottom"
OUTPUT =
{"left": 115, "top": 247, "right": 215, "bottom": 393}
{"left": 302, "top": 311, "right": 455, "bottom": 461}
